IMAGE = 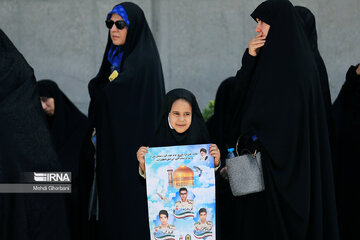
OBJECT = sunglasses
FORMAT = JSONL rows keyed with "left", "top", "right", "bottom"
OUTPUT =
{"left": 105, "top": 20, "right": 127, "bottom": 30}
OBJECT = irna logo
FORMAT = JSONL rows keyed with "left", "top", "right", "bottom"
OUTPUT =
{"left": 33, "top": 172, "right": 71, "bottom": 182}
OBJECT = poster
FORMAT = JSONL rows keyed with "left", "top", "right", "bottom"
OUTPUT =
{"left": 145, "top": 144, "right": 216, "bottom": 240}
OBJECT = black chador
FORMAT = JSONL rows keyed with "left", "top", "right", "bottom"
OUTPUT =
{"left": 332, "top": 64, "right": 360, "bottom": 240}
{"left": 0, "top": 29, "right": 70, "bottom": 240}
{"left": 37, "top": 79, "right": 89, "bottom": 240}
{"left": 88, "top": 2, "right": 165, "bottom": 239}
{"left": 228, "top": 1, "right": 340, "bottom": 239}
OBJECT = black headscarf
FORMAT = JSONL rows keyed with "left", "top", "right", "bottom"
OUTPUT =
{"left": 154, "top": 88, "right": 210, "bottom": 147}
{"left": 37, "top": 80, "right": 88, "bottom": 153}
{"left": 87, "top": 2, "right": 165, "bottom": 239}
{"left": 332, "top": 64, "right": 360, "bottom": 240}
{"left": 0, "top": 29, "right": 70, "bottom": 240}
{"left": 37, "top": 79, "right": 89, "bottom": 240}
{"left": 231, "top": 1, "right": 339, "bottom": 239}
{"left": 295, "top": 6, "right": 332, "bottom": 124}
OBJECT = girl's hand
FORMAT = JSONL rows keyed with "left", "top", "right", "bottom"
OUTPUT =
{"left": 210, "top": 144, "right": 221, "bottom": 167}
{"left": 137, "top": 146, "right": 149, "bottom": 172}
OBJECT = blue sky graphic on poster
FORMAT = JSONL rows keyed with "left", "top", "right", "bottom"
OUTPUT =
{"left": 145, "top": 144, "right": 216, "bottom": 240}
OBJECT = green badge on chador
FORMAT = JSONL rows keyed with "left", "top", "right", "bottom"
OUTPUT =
{"left": 185, "top": 234, "right": 191, "bottom": 240}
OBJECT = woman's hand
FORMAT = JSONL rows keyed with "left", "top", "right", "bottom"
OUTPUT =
{"left": 248, "top": 32, "right": 266, "bottom": 57}
{"left": 137, "top": 146, "right": 149, "bottom": 172}
{"left": 356, "top": 64, "right": 360, "bottom": 75}
{"left": 210, "top": 144, "right": 221, "bottom": 167}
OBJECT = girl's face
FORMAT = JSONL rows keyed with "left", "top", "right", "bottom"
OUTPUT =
{"left": 169, "top": 99, "right": 192, "bottom": 133}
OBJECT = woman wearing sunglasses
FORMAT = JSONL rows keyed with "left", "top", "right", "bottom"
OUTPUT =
{"left": 87, "top": 2, "right": 165, "bottom": 239}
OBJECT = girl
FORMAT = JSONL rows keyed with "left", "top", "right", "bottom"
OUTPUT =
{"left": 137, "top": 89, "right": 220, "bottom": 176}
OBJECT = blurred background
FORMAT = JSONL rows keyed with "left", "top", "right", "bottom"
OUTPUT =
{"left": 1, "top": 0, "right": 359, "bottom": 113}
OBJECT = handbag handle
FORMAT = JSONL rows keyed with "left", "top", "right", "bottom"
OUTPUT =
{"left": 235, "top": 136, "right": 257, "bottom": 158}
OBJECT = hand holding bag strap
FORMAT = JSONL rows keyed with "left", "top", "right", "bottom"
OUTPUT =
{"left": 235, "top": 135, "right": 262, "bottom": 181}
{"left": 235, "top": 135, "right": 258, "bottom": 158}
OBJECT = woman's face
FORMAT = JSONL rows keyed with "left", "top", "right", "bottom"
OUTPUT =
{"left": 169, "top": 99, "right": 192, "bottom": 134}
{"left": 255, "top": 18, "right": 270, "bottom": 38}
{"left": 110, "top": 13, "right": 127, "bottom": 45}
{"left": 40, "top": 97, "right": 55, "bottom": 116}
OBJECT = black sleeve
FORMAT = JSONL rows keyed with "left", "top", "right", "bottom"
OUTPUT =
{"left": 235, "top": 49, "right": 258, "bottom": 82}
{"left": 333, "top": 65, "right": 360, "bottom": 117}
{"left": 348, "top": 64, "right": 360, "bottom": 116}
{"left": 343, "top": 65, "right": 360, "bottom": 99}
{"left": 226, "top": 49, "right": 257, "bottom": 147}
{"left": 332, "top": 64, "right": 360, "bottom": 143}
{"left": 232, "top": 49, "right": 257, "bottom": 104}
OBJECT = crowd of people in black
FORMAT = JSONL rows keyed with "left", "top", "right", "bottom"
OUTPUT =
{"left": 0, "top": 0, "right": 359, "bottom": 239}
